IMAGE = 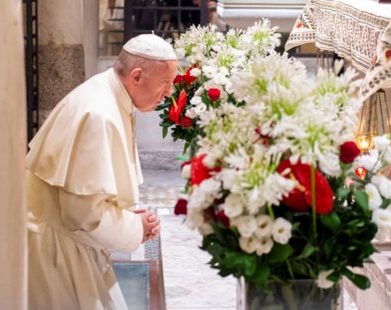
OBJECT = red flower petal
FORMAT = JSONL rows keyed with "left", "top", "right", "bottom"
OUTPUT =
{"left": 340, "top": 141, "right": 360, "bottom": 164}
{"left": 191, "top": 154, "right": 211, "bottom": 186}
{"left": 207, "top": 88, "right": 221, "bottom": 102}
{"left": 180, "top": 116, "right": 193, "bottom": 128}
{"left": 216, "top": 210, "right": 230, "bottom": 227}
{"left": 168, "top": 90, "right": 187, "bottom": 124}
{"left": 385, "top": 50, "right": 391, "bottom": 60}
{"left": 174, "top": 199, "right": 188, "bottom": 215}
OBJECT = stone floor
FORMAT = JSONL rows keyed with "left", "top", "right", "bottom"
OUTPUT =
{"left": 121, "top": 170, "right": 358, "bottom": 310}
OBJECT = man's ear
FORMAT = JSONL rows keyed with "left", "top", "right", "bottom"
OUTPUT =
{"left": 128, "top": 68, "right": 143, "bottom": 84}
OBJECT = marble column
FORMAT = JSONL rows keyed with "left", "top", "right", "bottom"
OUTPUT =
{"left": 38, "top": 0, "right": 99, "bottom": 123}
{"left": 0, "top": 2, "right": 27, "bottom": 309}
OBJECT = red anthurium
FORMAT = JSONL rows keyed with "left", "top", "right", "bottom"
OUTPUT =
{"left": 183, "top": 66, "right": 197, "bottom": 85}
{"left": 191, "top": 154, "right": 211, "bottom": 186}
{"left": 174, "top": 75, "right": 184, "bottom": 84}
{"left": 207, "top": 88, "right": 221, "bottom": 102}
{"left": 168, "top": 90, "right": 187, "bottom": 124}
{"left": 216, "top": 210, "right": 230, "bottom": 227}
{"left": 340, "top": 141, "right": 360, "bottom": 164}
{"left": 174, "top": 199, "right": 188, "bottom": 215}
{"left": 277, "top": 160, "right": 334, "bottom": 215}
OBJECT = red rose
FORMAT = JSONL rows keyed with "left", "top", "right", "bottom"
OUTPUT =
{"left": 168, "top": 90, "right": 187, "bottom": 124}
{"left": 340, "top": 141, "right": 360, "bottom": 164}
{"left": 207, "top": 88, "right": 221, "bottom": 102}
{"left": 216, "top": 210, "right": 230, "bottom": 227}
{"left": 174, "top": 75, "right": 184, "bottom": 84}
{"left": 174, "top": 199, "right": 188, "bottom": 215}
{"left": 386, "top": 50, "right": 391, "bottom": 60}
{"left": 180, "top": 116, "right": 193, "bottom": 128}
{"left": 191, "top": 154, "right": 211, "bottom": 186}
{"left": 277, "top": 160, "right": 334, "bottom": 215}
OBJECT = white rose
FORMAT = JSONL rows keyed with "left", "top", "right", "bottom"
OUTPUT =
{"left": 365, "top": 184, "right": 382, "bottom": 210}
{"left": 255, "top": 237, "right": 274, "bottom": 255}
{"left": 316, "top": 270, "right": 334, "bottom": 289}
{"left": 371, "top": 175, "right": 391, "bottom": 199}
{"left": 373, "top": 135, "right": 390, "bottom": 152}
{"left": 185, "top": 208, "right": 204, "bottom": 229}
{"left": 185, "top": 108, "right": 198, "bottom": 119}
{"left": 190, "top": 96, "right": 202, "bottom": 106}
{"left": 372, "top": 209, "right": 391, "bottom": 228}
{"left": 222, "top": 193, "right": 244, "bottom": 218}
{"left": 271, "top": 218, "right": 292, "bottom": 244}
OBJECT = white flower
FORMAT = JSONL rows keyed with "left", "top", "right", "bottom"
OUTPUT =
{"left": 198, "top": 222, "right": 213, "bottom": 236}
{"left": 316, "top": 270, "right": 334, "bottom": 289}
{"left": 202, "top": 65, "right": 217, "bottom": 78}
{"left": 318, "top": 152, "right": 341, "bottom": 177}
{"left": 354, "top": 150, "right": 381, "bottom": 173}
{"left": 231, "top": 215, "right": 257, "bottom": 237}
{"left": 203, "top": 153, "right": 218, "bottom": 168}
{"left": 222, "top": 193, "right": 244, "bottom": 218}
{"left": 175, "top": 48, "right": 185, "bottom": 59}
{"left": 373, "top": 135, "right": 390, "bottom": 152}
{"left": 181, "top": 164, "right": 191, "bottom": 179}
{"left": 239, "top": 236, "right": 258, "bottom": 254}
{"left": 185, "top": 108, "right": 198, "bottom": 119}
{"left": 217, "top": 169, "right": 240, "bottom": 190}
{"left": 382, "top": 146, "right": 391, "bottom": 164}
{"left": 271, "top": 218, "right": 292, "bottom": 244}
{"left": 190, "top": 96, "right": 203, "bottom": 106}
{"left": 365, "top": 184, "right": 382, "bottom": 210}
{"left": 372, "top": 209, "right": 391, "bottom": 228}
{"left": 255, "top": 237, "right": 274, "bottom": 255}
{"left": 194, "top": 102, "right": 207, "bottom": 115}
{"left": 371, "top": 175, "right": 391, "bottom": 199}
{"left": 190, "top": 67, "right": 201, "bottom": 77}
{"left": 254, "top": 215, "right": 273, "bottom": 238}
{"left": 185, "top": 207, "right": 204, "bottom": 229}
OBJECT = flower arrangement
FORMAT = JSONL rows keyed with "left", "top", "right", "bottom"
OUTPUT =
{"left": 157, "top": 21, "right": 280, "bottom": 152}
{"left": 174, "top": 53, "right": 391, "bottom": 293}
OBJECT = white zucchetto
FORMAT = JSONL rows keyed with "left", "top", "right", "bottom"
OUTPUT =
{"left": 122, "top": 34, "right": 177, "bottom": 61}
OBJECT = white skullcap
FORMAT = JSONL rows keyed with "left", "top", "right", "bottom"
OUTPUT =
{"left": 122, "top": 34, "right": 177, "bottom": 61}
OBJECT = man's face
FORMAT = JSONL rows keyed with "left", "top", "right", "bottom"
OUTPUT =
{"left": 128, "top": 60, "right": 177, "bottom": 112}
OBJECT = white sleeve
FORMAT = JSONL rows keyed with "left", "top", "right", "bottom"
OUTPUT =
{"left": 58, "top": 189, "right": 144, "bottom": 252}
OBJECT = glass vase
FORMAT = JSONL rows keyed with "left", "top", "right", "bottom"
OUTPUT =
{"left": 237, "top": 278, "right": 342, "bottom": 310}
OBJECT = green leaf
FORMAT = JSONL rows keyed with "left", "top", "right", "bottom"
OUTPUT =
{"left": 320, "top": 212, "right": 341, "bottom": 233}
{"left": 162, "top": 126, "right": 168, "bottom": 138}
{"left": 354, "top": 190, "right": 369, "bottom": 211}
{"left": 250, "top": 263, "right": 270, "bottom": 286}
{"left": 298, "top": 243, "right": 318, "bottom": 259}
{"left": 343, "top": 268, "right": 371, "bottom": 290}
{"left": 266, "top": 244, "right": 294, "bottom": 264}
{"left": 336, "top": 187, "right": 350, "bottom": 201}
{"left": 222, "top": 252, "right": 257, "bottom": 277}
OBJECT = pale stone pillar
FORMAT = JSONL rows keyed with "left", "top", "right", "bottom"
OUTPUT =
{"left": 38, "top": 0, "right": 99, "bottom": 122}
{"left": 0, "top": 2, "right": 27, "bottom": 309}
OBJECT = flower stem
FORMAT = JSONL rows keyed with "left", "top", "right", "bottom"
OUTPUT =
{"left": 286, "top": 260, "right": 294, "bottom": 279}
{"left": 267, "top": 204, "right": 275, "bottom": 220}
{"left": 310, "top": 165, "right": 317, "bottom": 240}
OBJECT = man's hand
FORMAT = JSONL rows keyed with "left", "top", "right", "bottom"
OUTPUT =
{"left": 135, "top": 209, "right": 161, "bottom": 242}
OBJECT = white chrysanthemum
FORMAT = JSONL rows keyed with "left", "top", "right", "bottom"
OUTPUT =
{"left": 222, "top": 193, "right": 244, "bottom": 218}
{"left": 272, "top": 218, "right": 292, "bottom": 244}
{"left": 231, "top": 215, "right": 257, "bottom": 238}
{"left": 365, "top": 183, "right": 382, "bottom": 210}
{"left": 254, "top": 214, "right": 273, "bottom": 238}
{"left": 372, "top": 209, "right": 391, "bottom": 228}
{"left": 255, "top": 237, "right": 274, "bottom": 255}
{"left": 371, "top": 175, "right": 391, "bottom": 199}
{"left": 316, "top": 270, "right": 334, "bottom": 289}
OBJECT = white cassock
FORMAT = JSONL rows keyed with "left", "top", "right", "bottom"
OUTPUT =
{"left": 26, "top": 68, "right": 144, "bottom": 310}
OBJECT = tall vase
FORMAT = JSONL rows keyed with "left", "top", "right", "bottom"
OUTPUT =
{"left": 237, "top": 278, "right": 342, "bottom": 310}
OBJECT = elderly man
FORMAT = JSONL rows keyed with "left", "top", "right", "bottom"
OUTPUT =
{"left": 26, "top": 34, "right": 177, "bottom": 309}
